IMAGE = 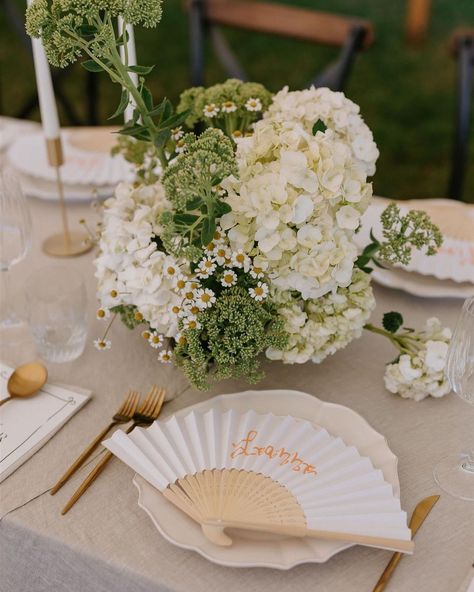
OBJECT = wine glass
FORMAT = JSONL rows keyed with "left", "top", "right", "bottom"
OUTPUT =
{"left": 433, "top": 296, "right": 474, "bottom": 501}
{"left": 0, "top": 169, "right": 32, "bottom": 327}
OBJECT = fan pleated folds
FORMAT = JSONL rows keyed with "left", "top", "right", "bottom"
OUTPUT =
{"left": 104, "top": 409, "right": 411, "bottom": 543}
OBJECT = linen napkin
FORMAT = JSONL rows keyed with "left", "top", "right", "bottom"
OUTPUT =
{"left": 0, "top": 362, "right": 91, "bottom": 482}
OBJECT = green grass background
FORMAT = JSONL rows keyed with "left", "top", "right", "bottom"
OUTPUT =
{"left": 1, "top": 0, "right": 473, "bottom": 201}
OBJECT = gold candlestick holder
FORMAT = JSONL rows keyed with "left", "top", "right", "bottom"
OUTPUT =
{"left": 42, "top": 137, "right": 93, "bottom": 257}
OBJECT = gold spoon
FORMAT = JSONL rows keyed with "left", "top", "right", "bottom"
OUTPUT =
{"left": 0, "top": 362, "right": 48, "bottom": 407}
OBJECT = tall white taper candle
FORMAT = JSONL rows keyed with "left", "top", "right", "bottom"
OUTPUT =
{"left": 118, "top": 16, "right": 138, "bottom": 122}
{"left": 28, "top": 2, "right": 60, "bottom": 139}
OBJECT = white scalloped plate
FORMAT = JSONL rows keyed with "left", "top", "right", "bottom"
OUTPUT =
{"left": 7, "top": 128, "right": 135, "bottom": 187}
{"left": 370, "top": 267, "right": 474, "bottom": 299}
{"left": 133, "top": 389, "right": 399, "bottom": 569}
{"left": 357, "top": 198, "right": 474, "bottom": 285}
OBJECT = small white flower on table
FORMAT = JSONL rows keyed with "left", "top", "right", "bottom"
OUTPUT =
{"left": 148, "top": 332, "right": 164, "bottom": 349}
{"left": 158, "top": 350, "right": 173, "bottom": 363}
{"left": 94, "top": 338, "right": 111, "bottom": 351}
{"left": 245, "top": 97, "right": 262, "bottom": 112}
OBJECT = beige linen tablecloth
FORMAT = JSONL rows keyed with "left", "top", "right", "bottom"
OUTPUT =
{"left": 1, "top": 194, "right": 473, "bottom": 592}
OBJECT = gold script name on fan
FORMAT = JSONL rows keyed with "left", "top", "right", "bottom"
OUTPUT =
{"left": 230, "top": 430, "right": 317, "bottom": 476}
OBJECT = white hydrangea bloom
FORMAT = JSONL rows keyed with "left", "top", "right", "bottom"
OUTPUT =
{"left": 94, "top": 182, "right": 189, "bottom": 337}
{"left": 266, "top": 269, "right": 376, "bottom": 364}
{"left": 384, "top": 318, "right": 452, "bottom": 401}
{"left": 222, "top": 87, "right": 377, "bottom": 300}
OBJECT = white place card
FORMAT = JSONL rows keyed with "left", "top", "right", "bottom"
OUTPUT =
{"left": 0, "top": 363, "right": 91, "bottom": 482}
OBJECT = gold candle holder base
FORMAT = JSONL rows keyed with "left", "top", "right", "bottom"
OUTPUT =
{"left": 42, "top": 231, "right": 93, "bottom": 257}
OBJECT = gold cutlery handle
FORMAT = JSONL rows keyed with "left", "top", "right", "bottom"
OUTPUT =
{"left": 50, "top": 421, "right": 117, "bottom": 495}
{"left": 61, "top": 423, "right": 137, "bottom": 515}
{"left": 372, "top": 552, "right": 403, "bottom": 592}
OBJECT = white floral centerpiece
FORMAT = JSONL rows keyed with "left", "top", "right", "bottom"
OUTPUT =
{"left": 27, "top": 0, "right": 449, "bottom": 398}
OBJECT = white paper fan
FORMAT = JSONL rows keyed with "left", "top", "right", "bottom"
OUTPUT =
{"left": 104, "top": 409, "right": 413, "bottom": 553}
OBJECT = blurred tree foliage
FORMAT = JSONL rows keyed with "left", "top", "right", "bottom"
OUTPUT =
{"left": 1, "top": 0, "right": 473, "bottom": 201}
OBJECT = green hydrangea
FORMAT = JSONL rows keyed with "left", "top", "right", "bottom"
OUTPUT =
{"left": 177, "top": 79, "right": 272, "bottom": 136}
{"left": 174, "top": 286, "right": 288, "bottom": 390}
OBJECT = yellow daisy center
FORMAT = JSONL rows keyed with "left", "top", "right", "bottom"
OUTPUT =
{"left": 110, "top": 290, "right": 118, "bottom": 298}
{"left": 167, "top": 266, "right": 176, "bottom": 275}
{"left": 253, "top": 267, "right": 262, "bottom": 274}
{"left": 172, "top": 306, "right": 180, "bottom": 314}
{"left": 236, "top": 253, "right": 245, "bottom": 263}
{"left": 188, "top": 320, "right": 197, "bottom": 329}
{"left": 255, "top": 287, "right": 264, "bottom": 296}
{"left": 190, "top": 305, "right": 200, "bottom": 314}
{"left": 142, "top": 331, "right": 151, "bottom": 340}
{"left": 201, "top": 293, "right": 211, "bottom": 303}
{"left": 232, "top": 130, "right": 242, "bottom": 138}
{"left": 134, "top": 312, "right": 143, "bottom": 321}
{"left": 185, "top": 291, "right": 194, "bottom": 300}
{"left": 224, "top": 274, "right": 234, "bottom": 284}
{"left": 97, "top": 309, "right": 106, "bottom": 318}
{"left": 176, "top": 279, "right": 186, "bottom": 289}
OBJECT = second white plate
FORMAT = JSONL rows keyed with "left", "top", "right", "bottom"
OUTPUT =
{"left": 133, "top": 389, "right": 399, "bottom": 569}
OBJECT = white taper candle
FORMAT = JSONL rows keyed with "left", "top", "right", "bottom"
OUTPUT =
{"left": 29, "top": 27, "right": 60, "bottom": 139}
{"left": 118, "top": 16, "right": 138, "bottom": 122}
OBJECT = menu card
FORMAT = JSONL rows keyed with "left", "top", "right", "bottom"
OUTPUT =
{"left": 0, "top": 363, "right": 91, "bottom": 482}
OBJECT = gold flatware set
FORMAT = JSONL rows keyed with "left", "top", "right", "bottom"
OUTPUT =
{"left": 50, "top": 385, "right": 165, "bottom": 515}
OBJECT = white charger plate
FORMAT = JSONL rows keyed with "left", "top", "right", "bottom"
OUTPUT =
{"left": 7, "top": 128, "right": 135, "bottom": 187}
{"left": 16, "top": 170, "right": 114, "bottom": 202}
{"left": 133, "top": 389, "right": 399, "bottom": 569}
{"left": 357, "top": 198, "right": 474, "bottom": 286}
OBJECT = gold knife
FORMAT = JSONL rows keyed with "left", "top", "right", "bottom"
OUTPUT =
{"left": 372, "top": 495, "right": 440, "bottom": 592}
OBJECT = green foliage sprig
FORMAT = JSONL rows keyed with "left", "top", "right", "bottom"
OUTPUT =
{"left": 26, "top": 0, "right": 187, "bottom": 170}
{"left": 160, "top": 129, "right": 237, "bottom": 259}
{"left": 356, "top": 202, "right": 443, "bottom": 273}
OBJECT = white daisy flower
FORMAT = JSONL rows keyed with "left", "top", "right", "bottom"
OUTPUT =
{"left": 197, "top": 257, "right": 217, "bottom": 277}
{"left": 221, "top": 270, "right": 237, "bottom": 287}
{"left": 245, "top": 97, "right": 262, "bottom": 112}
{"left": 231, "top": 249, "right": 251, "bottom": 271}
{"left": 164, "top": 263, "right": 179, "bottom": 279}
{"left": 158, "top": 349, "right": 173, "bottom": 363}
{"left": 195, "top": 288, "right": 216, "bottom": 309}
{"left": 171, "top": 126, "right": 184, "bottom": 141}
{"left": 175, "top": 332, "right": 187, "bottom": 346}
{"left": 96, "top": 308, "right": 110, "bottom": 320}
{"left": 203, "top": 103, "right": 220, "bottom": 118}
{"left": 183, "top": 316, "right": 201, "bottom": 330}
{"left": 175, "top": 139, "right": 186, "bottom": 154}
{"left": 232, "top": 130, "right": 243, "bottom": 141}
{"left": 214, "top": 245, "right": 231, "bottom": 266}
{"left": 179, "top": 303, "right": 201, "bottom": 317}
{"left": 174, "top": 275, "right": 188, "bottom": 292}
{"left": 94, "top": 338, "right": 111, "bottom": 351}
{"left": 141, "top": 329, "right": 151, "bottom": 340}
{"left": 250, "top": 265, "right": 265, "bottom": 279}
{"left": 249, "top": 282, "right": 269, "bottom": 301}
{"left": 213, "top": 226, "right": 225, "bottom": 243}
{"left": 221, "top": 100, "right": 237, "bottom": 113}
{"left": 148, "top": 332, "right": 164, "bottom": 349}
{"left": 169, "top": 303, "right": 182, "bottom": 316}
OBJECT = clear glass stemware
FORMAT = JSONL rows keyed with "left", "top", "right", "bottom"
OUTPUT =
{"left": 0, "top": 169, "right": 32, "bottom": 327}
{"left": 433, "top": 296, "right": 474, "bottom": 501}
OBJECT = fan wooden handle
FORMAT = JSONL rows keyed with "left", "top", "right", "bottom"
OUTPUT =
{"left": 202, "top": 520, "right": 415, "bottom": 554}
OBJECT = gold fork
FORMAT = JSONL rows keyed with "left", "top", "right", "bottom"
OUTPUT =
{"left": 61, "top": 385, "right": 166, "bottom": 515}
{"left": 50, "top": 390, "right": 140, "bottom": 495}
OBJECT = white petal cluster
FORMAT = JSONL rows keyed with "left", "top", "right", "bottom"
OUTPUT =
{"left": 266, "top": 269, "right": 375, "bottom": 364}
{"left": 384, "top": 318, "right": 452, "bottom": 401}
{"left": 94, "top": 182, "right": 187, "bottom": 337}
{"left": 221, "top": 87, "right": 377, "bottom": 299}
